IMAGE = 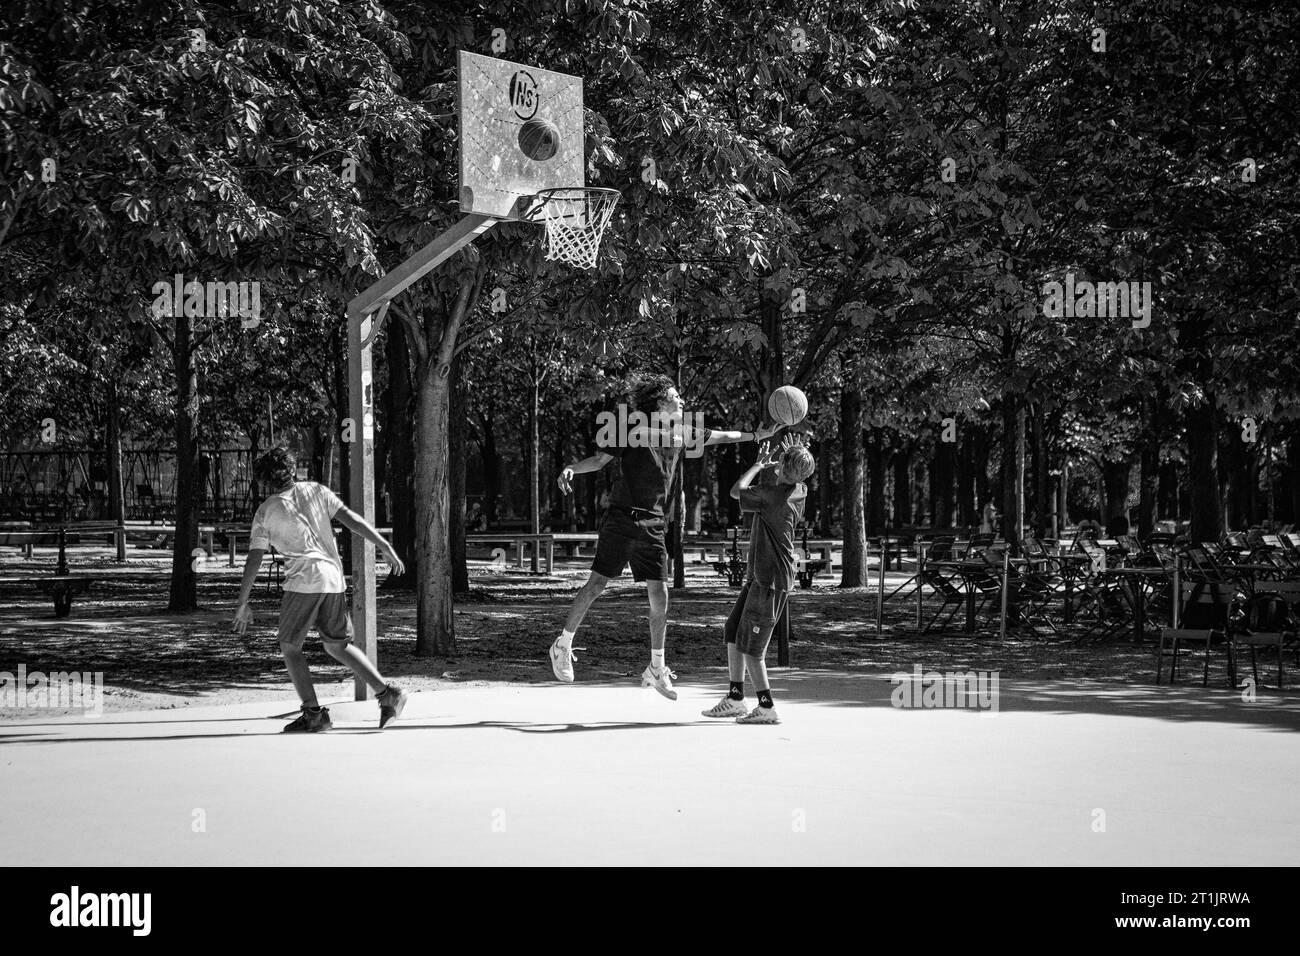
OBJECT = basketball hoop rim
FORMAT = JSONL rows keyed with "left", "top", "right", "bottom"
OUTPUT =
{"left": 523, "top": 186, "right": 621, "bottom": 223}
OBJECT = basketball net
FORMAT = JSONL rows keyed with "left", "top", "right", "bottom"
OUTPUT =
{"left": 532, "top": 187, "right": 620, "bottom": 270}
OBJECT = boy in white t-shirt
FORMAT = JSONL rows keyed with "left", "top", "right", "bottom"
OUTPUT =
{"left": 232, "top": 446, "right": 408, "bottom": 733}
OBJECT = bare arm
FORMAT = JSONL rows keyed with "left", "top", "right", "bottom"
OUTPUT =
{"left": 707, "top": 421, "right": 783, "bottom": 446}
{"left": 730, "top": 444, "right": 779, "bottom": 499}
{"left": 232, "top": 548, "right": 266, "bottom": 634}
{"left": 558, "top": 452, "right": 614, "bottom": 494}
{"left": 335, "top": 507, "right": 406, "bottom": 575}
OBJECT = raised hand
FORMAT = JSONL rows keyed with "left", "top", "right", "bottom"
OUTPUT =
{"left": 557, "top": 466, "right": 575, "bottom": 495}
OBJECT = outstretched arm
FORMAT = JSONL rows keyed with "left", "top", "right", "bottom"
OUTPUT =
{"left": 707, "top": 421, "right": 783, "bottom": 446}
{"left": 558, "top": 451, "right": 614, "bottom": 495}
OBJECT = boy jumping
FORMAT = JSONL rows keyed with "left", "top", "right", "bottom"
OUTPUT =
{"left": 702, "top": 437, "right": 814, "bottom": 724}
{"left": 232, "top": 445, "right": 409, "bottom": 733}
{"left": 551, "top": 374, "right": 781, "bottom": 699}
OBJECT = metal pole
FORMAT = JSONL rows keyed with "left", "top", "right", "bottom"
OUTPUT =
{"left": 1172, "top": 554, "right": 1180, "bottom": 628}
{"left": 346, "top": 305, "right": 382, "bottom": 701}
{"left": 876, "top": 540, "right": 885, "bottom": 636}
{"left": 915, "top": 541, "right": 924, "bottom": 628}
{"left": 999, "top": 547, "right": 1010, "bottom": 639}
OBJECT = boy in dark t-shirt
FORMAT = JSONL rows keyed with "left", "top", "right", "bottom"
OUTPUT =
{"left": 703, "top": 438, "right": 815, "bottom": 725}
{"left": 551, "top": 373, "right": 782, "bottom": 699}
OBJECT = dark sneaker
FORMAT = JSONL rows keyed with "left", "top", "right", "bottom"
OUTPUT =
{"left": 378, "top": 684, "right": 408, "bottom": 728}
{"left": 283, "top": 705, "right": 331, "bottom": 733}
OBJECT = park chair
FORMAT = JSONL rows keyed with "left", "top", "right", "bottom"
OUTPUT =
{"left": 916, "top": 537, "right": 978, "bottom": 633}
{"left": 1116, "top": 533, "right": 1144, "bottom": 562}
{"left": 988, "top": 546, "right": 1059, "bottom": 633}
{"left": 1156, "top": 581, "right": 1239, "bottom": 687}
{"left": 1253, "top": 533, "right": 1298, "bottom": 573}
{"left": 918, "top": 562, "right": 976, "bottom": 634}
{"left": 966, "top": 532, "right": 996, "bottom": 557}
{"left": 1072, "top": 567, "right": 1132, "bottom": 642}
{"left": 1222, "top": 532, "right": 1252, "bottom": 563}
{"left": 1022, "top": 537, "right": 1065, "bottom": 580}
{"left": 1234, "top": 582, "right": 1300, "bottom": 689}
{"left": 265, "top": 546, "right": 287, "bottom": 593}
{"left": 1182, "top": 545, "right": 1229, "bottom": 583}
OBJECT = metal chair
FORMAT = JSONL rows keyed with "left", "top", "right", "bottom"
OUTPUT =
{"left": 1156, "top": 581, "right": 1238, "bottom": 687}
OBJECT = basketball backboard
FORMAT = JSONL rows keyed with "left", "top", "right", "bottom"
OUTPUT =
{"left": 458, "top": 51, "right": 585, "bottom": 221}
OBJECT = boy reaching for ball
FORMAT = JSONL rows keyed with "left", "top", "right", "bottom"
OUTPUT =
{"left": 551, "top": 373, "right": 783, "bottom": 698}
{"left": 702, "top": 436, "right": 814, "bottom": 725}
{"left": 231, "top": 445, "right": 409, "bottom": 733}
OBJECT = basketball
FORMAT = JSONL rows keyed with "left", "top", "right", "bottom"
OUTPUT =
{"left": 518, "top": 118, "right": 561, "bottom": 161}
{"left": 767, "top": 385, "right": 808, "bottom": 425}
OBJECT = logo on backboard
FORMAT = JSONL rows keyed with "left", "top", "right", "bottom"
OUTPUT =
{"left": 509, "top": 70, "right": 539, "bottom": 120}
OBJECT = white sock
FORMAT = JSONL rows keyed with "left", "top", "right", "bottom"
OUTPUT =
{"left": 557, "top": 630, "right": 575, "bottom": 649}
{"left": 651, "top": 648, "right": 665, "bottom": 670}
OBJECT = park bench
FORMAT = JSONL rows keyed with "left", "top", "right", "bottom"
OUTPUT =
{"left": 0, "top": 528, "right": 94, "bottom": 617}
{"left": 467, "top": 533, "right": 557, "bottom": 572}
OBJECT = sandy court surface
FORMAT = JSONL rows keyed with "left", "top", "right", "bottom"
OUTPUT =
{"left": 3, "top": 671, "right": 1298, "bottom": 866}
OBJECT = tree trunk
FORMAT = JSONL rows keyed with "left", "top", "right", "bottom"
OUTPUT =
{"left": 891, "top": 441, "right": 911, "bottom": 531}
{"left": 956, "top": 426, "right": 975, "bottom": 530}
{"left": 1138, "top": 398, "right": 1159, "bottom": 538}
{"left": 973, "top": 422, "right": 991, "bottom": 516}
{"left": 450, "top": 351, "right": 469, "bottom": 595}
{"left": 413, "top": 354, "right": 455, "bottom": 657}
{"left": 1157, "top": 461, "right": 1179, "bottom": 521}
{"left": 478, "top": 399, "right": 499, "bottom": 526}
{"left": 309, "top": 420, "right": 326, "bottom": 483}
{"left": 718, "top": 443, "right": 740, "bottom": 528}
{"left": 1032, "top": 404, "right": 1049, "bottom": 537}
{"left": 818, "top": 437, "right": 834, "bottom": 534}
{"left": 839, "top": 386, "right": 867, "bottom": 586}
{"left": 931, "top": 435, "right": 955, "bottom": 528}
{"left": 1101, "top": 459, "right": 1131, "bottom": 526}
{"left": 1186, "top": 398, "right": 1223, "bottom": 542}
{"left": 383, "top": 318, "right": 416, "bottom": 586}
{"left": 866, "top": 428, "right": 886, "bottom": 534}
{"left": 168, "top": 312, "right": 200, "bottom": 612}
{"left": 1000, "top": 398, "right": 1023, "bottom": 550}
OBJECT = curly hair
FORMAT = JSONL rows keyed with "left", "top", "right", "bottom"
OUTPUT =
{"left": 253, "top": 444, "right": 297, "bottom": 489}
{"left": 627, "top": 373, "right": 676, "bottom": 412}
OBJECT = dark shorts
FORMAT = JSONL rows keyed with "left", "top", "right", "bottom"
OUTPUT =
{"left": 724, "top": 580, "right": 789, "bottom": 657}
{"left": 278, "top": 591, "right": 353, "bottom": 647}
{"left": 591, "top": 508, "right": 669, "bottom": 582}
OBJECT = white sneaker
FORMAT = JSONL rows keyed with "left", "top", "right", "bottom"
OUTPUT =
{"left": 701, "top": 696, "right": 748, "bottom": 718}
{"left": 550, "top": 640, "right": 577, "bottom": 682}
{"left": 641, "top": 664, "right": 678, "bottom": 700}
{"left": 736, "top": 704, "right": 780, "bottom": 725}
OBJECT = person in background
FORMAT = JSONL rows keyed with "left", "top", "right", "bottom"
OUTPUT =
{"left": 980, "top": 499, "right": 998, "bottom": 535}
